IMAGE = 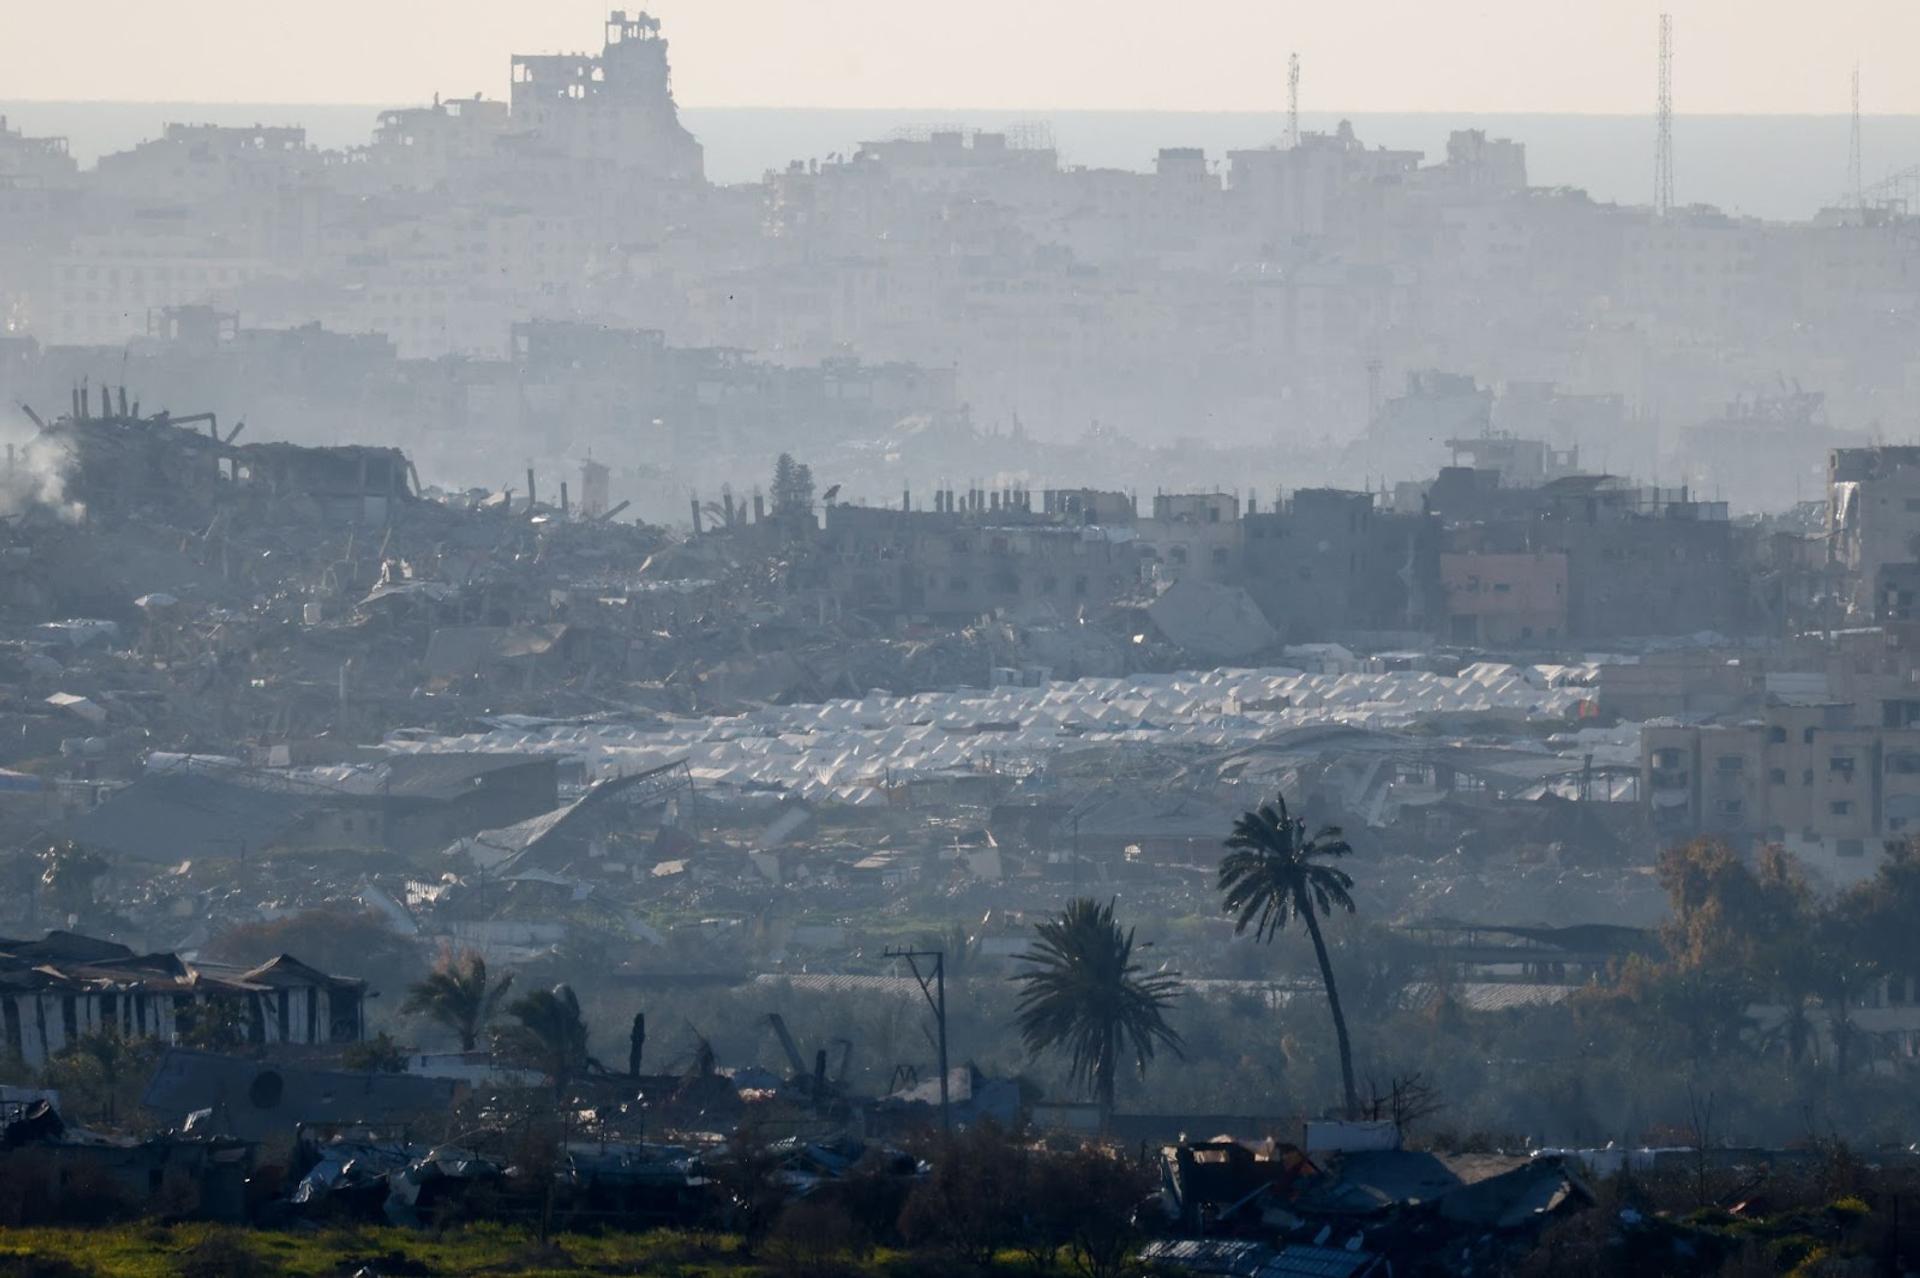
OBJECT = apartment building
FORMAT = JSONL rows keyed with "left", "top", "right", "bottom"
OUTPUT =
{"left": 1830, "top": 445, "right": 1920, "bottom": 619}
{"left": 1643, "top": 703, "right": 1920, "bottom": 884}
{"left": 1439, "top": 551, "right": 1568, "bottom": 645}
{"left": 47, "top": 233, "right": 270, "bottom": 344}
{"left": 815, "top": 501, "right": 1146, "bottom": 620}
{"left": 1137, "top": 492, "right": 1242, "bottom": 583}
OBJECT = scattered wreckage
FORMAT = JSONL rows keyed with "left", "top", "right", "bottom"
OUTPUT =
{"left": 1151, "top": 1126, "right": 1594, "bottom": 1278}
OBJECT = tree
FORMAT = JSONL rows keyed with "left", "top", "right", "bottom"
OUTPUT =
{"left": 496, "top": 983, "right": 593, "bottom": 1097}
{"left": 770, "top": 452, "right": 815, "bottom": 522}
{"left": 1013, "top": 898, "right": 1184, "bottom": 1129}
{"left": 897, "top": 1121, "right": 1031, "bottom": 1264}
{"left": 712, "top": 1112, "right": 787, "bottom": 1255}
{"left": 40, "top": 1029, "right": 161, "bottom": 1127}
{"left": 179, "top": 996, "right": 251, "bottom": 1054}
{"left": 341, "top": 1030, "right": 409, "bottom": 1074}
{"left": 1652, "top": 841, "right": 1872, "bottom": 1071}
{"left": 1219, "top": 792, "right": 1361, "bottom": 1117}
{"left": 1049, "top": 1148, "right": 1154, "bottom": 1278}
{"left": 401, "top": 949, "right": 513, "bottom": 1052}
{"left": 1363, "top": 1071, "right": 1446, "bottom": 1145}
{"left": 1809, "top": 904, "right": 1878, "bottom": 1078}
{"left": 765, "top": 1199, "right": 869, "bottom": 1278}
{"left": 1657, "top": 840, "right": 1804, "bottom": 985}
{"left": 1842, "top": 837, "right": 1920, "bottom": 982}
{"left": 204, "top": 906, "right": 426, "bottom": 991}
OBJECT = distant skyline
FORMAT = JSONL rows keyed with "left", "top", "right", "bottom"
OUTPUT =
{"left": 2, "top": 0, "right": 1914, "bottom": 115}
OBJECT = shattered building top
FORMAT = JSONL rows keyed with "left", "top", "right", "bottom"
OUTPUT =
{"left": 509, "top": 9, "right": 704, "bottom": 181}
{"left": 30, "top": 397, "right": 414, "bottom": 526}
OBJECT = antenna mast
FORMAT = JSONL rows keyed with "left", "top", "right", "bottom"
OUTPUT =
{"left": 1655, "top": 13, "right": 1674, "bottom": 217}
{"left": 1286, "top": 52, "right": 1301, "bottom": 149}
{"left": 1849, "top": 63, "right": 1864, "bottom": 212}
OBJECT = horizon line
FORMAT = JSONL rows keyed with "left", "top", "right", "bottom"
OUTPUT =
{"left": 0, "top": 98, "right": 1892, "bottom": 121}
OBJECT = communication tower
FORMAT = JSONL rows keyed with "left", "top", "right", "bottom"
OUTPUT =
{"left": 1849, "top": 63, "right": 1864, "bottom": 211}
{"left": 1655, "top": 14, "right": 1674, "bottom": 217}
{"left": 1286, "top": 53, "right": 1301, "bottom": 149}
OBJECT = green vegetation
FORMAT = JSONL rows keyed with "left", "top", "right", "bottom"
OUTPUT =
{"left": 402, "top": 948, "right": 514, "bottom": 1052}
{"left": 201, "top": 905, "right": 429, "bottom": 992}
{"left": 497, "top": 983, "right": 595, "bottom": 1097}
{"left": 0, "top": 1221, "right": 1144, "bottom": 1278}
{"left": 0, "top": 1223, "right": 757, "bottom": 1278}
{"left": 1012, "top": 898, "right": 1183, "bottom": 1130}
{"left": 36, "top": 1030, "right": 161, "bottom": 1128}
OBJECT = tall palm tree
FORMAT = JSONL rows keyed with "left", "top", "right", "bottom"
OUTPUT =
{"left": 1013, "top": 897, "right": 1183, "bottom": 1129}
{"left": 497, "top": 983, "right": 594, "bottom": 1096}
{"left": 402, "top": 949, "right": 514, "bottom": 1052}
{"left": 1219, "top": 793, "right": 1360, "bottom": 1118}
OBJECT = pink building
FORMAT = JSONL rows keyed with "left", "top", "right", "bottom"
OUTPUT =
{"left": 1440, "top": 552, "right": 1568, "bottom": 644}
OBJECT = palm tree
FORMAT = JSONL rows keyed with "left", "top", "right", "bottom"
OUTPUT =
{"left": 497, "top": 983, "right": 593, "bottom": 1096}
{"left": 402, "top": 949, "right": 514, "bottom": 1052}
{"left": 1219, "top": 793, "right": 1360, "bottom": 1118}
{"left": 1013, "top": 898, "right": 1183, "bottom": 1129}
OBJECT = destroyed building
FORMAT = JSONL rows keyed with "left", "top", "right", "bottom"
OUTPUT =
{"left": 0, "top": 1100, "right": 254, "bottom": 1223}
{"left": 31, "top": 393, "right": 414, "bottom": 528}
{"left": 0, "top": 932, "right": 366, "bottom": 1069}
{"left": 509, "top": 10, "right": 704, "bottom": 181}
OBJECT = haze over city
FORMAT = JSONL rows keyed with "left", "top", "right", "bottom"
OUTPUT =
{"left": 3, "top": 6, "right": 1920, "bottom": 1277}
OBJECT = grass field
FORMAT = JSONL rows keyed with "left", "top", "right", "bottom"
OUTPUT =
{"left": 0, "top": 1222, "right": 796, "bottom": 1277}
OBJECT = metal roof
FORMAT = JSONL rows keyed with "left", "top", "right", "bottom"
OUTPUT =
{"left": 1263, "top": 1244, "right": 1380, "bottom": 1278}
{"left": 0, "top": 934, "right": 359, "bottom": 996}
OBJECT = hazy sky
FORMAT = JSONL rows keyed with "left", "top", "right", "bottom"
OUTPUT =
{"left": 4, "top": 0, "right": 1915, "bottom": 114}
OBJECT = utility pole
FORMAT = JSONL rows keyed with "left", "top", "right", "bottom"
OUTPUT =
{"left": 1655, "top": 13, "right": 1674, "bottom": 217}
{"left": 1286, "top": 52, "right": 1301, "bottom": 149}
{"left": 887, "top": 947, "right": 949, "bottom": 1135}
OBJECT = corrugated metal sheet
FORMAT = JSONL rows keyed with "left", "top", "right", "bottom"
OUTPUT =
{"left": 1264, "top": 1243, "right": 1378, "bottom": 1277}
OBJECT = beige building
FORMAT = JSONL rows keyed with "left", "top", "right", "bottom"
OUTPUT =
{"left": 1644, "top": 703, "right": 1920, "bottom": 885}
{"left": 1137, "top": 492, "right": 1243, "bottom": 584}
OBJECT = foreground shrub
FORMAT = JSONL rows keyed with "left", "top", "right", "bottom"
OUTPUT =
{"left": 765, "top": 1199, "right": 869, "bottom": 1278}
{"left": 173, "top": 1229, "right": 281, "bottom": 1278}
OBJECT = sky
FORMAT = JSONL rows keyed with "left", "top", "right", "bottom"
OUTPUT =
{"left": 2, "top": 0, "right": 1915, "bottom": 114}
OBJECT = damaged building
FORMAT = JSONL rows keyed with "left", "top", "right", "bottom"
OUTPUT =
{"left": 0, "top": 932, "right": 366, "bottom": 1069}
{"left": 28, "top": 393, "right": 415, "bottom": 527}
